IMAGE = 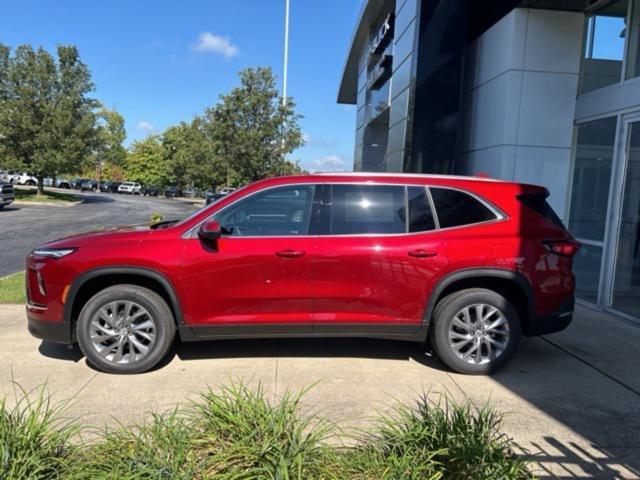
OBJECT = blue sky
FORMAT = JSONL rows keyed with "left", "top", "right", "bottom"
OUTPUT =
{"left": 0, "top": 0, "right": 361, "bottom": 172}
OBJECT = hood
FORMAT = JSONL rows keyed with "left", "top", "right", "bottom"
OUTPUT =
{"left": 42, "top": 224, "right": 153, "bottom": 249}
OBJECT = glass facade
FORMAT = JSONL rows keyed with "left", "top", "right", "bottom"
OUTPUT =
{"left": 571, "top": 0, "right": 640, "bottom": 321}
{"left": 579, "top": 0, "right": 629, "bottom": 94}
{"left": 612, "top": 121, "right": 640, "bottom": 317}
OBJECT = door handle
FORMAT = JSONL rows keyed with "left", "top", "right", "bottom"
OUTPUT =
{"left": 408, "top": 249, "right": 437, "bottom": 258}
{"left": 276, "top": 249, "right": 306, "bottom": 258}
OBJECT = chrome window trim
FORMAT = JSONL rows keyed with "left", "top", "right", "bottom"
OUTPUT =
{"left": 182, "top": 181, "right": 507, "bottom": 239}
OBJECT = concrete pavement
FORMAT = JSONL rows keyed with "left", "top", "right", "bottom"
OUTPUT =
{"left": 0, "top": 304, "right": 639, "bottom": 479}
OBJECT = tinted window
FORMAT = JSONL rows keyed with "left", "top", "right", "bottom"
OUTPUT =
{"left": 407, "top": 186, "right": 436, "bottom": 232}
{"left": 518, "top": 193, "right": 565, "bottom": 227}
{"left": 328, "top": 185, "right": 406, "bottom": 235}
{"left": 214, "top": 185, "right": 315, "bottom": 236}
{"left": 430, "top": 187, "right": 497, "bottom": 228}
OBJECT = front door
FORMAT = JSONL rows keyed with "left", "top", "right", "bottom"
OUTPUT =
{"left": 313, "top": 184, "right": 447, "bottom": 332}
{"left": 179, "top": 184, "right": 317, "bottom": 330}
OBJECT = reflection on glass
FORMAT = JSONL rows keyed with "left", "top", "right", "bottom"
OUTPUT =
{"left": 579, "top": 0, "right": 628, "bottom": 94}
{"left": 613, "top": 122, "right": 640, "bottom": 317}
{"left": 574, "top": 243, "right": 603, "bottom": 304}
{"left": 568, "top": 117, "right": 617, "bottom": 241}
{"left": 626, "top": 0, "right": 640, "bottom": 79}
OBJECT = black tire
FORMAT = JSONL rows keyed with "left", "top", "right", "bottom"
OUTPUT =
{"left": 76, "top": 284, "right": 176, "bottom": 374}
{"left": 429, "top": 288, "right": 521, "bottom": 375}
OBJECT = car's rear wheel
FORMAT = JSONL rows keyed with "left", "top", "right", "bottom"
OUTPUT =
{"left": 429, "top": 288, "right": 521, "bottom": 375}
{"left": 76, "top": 285, "right": 176, "bottom": 374}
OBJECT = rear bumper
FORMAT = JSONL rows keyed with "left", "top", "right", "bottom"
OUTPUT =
{"left": 27, "top": 316, "right": 73, "bottom": 344}
{"left": 524, "top": 297, "right": 574, "bottom": 337}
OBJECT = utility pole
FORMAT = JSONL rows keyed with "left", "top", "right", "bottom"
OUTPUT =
{"left": 282, "top": 0, "right": 290, "bottom": 107}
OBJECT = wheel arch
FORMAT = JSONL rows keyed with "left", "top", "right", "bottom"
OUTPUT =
{"left": 64, "top": 267, "right": 184, "bottom": 334}
{"left": 424, "top": 269, "right": 534, "bottom": 333}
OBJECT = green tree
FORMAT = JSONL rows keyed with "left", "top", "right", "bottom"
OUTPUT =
{"left": 91, "top": 106, "right": 127, "bottom": 178}
{"left": 125, "top": 136, "right": 172, "bottom": 186}
{"left": 162, "top": 117, "right": 223, "bottom": 189}
{"left": 204, "top": 67, "right": 304, "bottom": 184}
{"left": 0, "top": 44, "right": 98, "bottom": 194}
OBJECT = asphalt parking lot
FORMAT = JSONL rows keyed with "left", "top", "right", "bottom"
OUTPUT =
{"left": 0, "top": 192, "right": 197, "bottom": 277}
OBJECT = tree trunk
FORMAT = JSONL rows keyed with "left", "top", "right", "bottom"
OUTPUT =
{"left": 37, "top": 176, "right": 45, "bottom": 196}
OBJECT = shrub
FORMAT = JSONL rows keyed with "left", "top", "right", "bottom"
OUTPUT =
{"left": 0, "top": 384, "right": 533, "bottom": 480}
{"left": 0, "top": 387, "right": 77, "bottom": 480}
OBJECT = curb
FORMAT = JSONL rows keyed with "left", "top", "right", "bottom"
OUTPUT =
{"left": 13, "top": 199, "right": 84, "bottom": 207}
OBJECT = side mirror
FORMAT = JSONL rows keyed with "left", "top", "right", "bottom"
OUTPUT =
{"left": 198, "top": 220, "right": 221, "bottom": 242}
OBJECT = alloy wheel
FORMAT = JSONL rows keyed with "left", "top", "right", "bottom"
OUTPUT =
{"left": 448, "top": 303, "right": 510, "bottom": 365}
{"left": 89, "top": 300, "right": 157, "bottom": 364}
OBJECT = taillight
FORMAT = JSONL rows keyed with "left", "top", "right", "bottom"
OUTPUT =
{"left": 543, "top": 240, "right": 581, "bottom": 257}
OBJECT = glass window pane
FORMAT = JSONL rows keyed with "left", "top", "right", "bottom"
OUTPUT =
{"left": 579, "top": 0, "right": 628, "bottom": 94}
{"left": 574, "top": 243, "right": 603, "bottom": 304}
{"left": 626, "top": 0, "right": 640, "bottom": 79}
{"left": 568, "top": 117, "right": 617, "bottom": 241}
{"left": 214, "top": 185, "right": 314, "bottom": 237}
{"left": 408, "top": 186, "right": 435, "bottom": 232}
{"left": 329, "top": 185, "right": 406, "bottom": 235}
{"left": 430, "top": 188, "right": 496, "bottom": 229}
{"left": 613, "top": 122, "right": 640, "bottom": 317}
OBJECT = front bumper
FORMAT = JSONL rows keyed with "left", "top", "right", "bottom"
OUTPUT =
{"left": 524, "top": 297, "right": 574, "bottom": 337}
{"left": 1, "top": 196, "right": 14, "bottom": 206}
{"left": 27, "top": 315, "right": 73, "bottom": 344}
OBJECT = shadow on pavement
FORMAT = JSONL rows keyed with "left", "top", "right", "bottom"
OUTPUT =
{"left": 38, "top": 341, "right": 83, "bottom": 362}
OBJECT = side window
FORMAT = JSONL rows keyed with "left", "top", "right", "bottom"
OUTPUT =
{"left": 328, "top": 184, "right": 406, "bottom": 235}
{"left": 214, "top": 185, "right": 315, "bottom": 237}
{"left": 430, "top": 187, "right": 498, "bottom": 229}
{"left": 407, "top": 186, "right": 436, "bottom": 232}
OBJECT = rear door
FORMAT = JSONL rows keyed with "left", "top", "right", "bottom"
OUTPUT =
{"left": 312, "top": 184, "right": 447, "bottom": 333}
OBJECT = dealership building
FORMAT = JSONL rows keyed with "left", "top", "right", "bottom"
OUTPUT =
{"left": 338, "top": 0, "right": 640, "bottom": 322}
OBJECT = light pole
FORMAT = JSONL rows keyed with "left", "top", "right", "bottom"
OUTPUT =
{"left": 282, "top": 0, "right": 290, "bottom": 107}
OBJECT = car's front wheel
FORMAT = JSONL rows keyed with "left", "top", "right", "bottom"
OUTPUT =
{"left": 76, "top": 284, "right": 176, "bottom": 374}
{"left": 429, "top": 288, "right": 521, "bottom": 375}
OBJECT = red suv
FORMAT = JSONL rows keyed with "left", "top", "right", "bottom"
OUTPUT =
{"left": 26, "top": 173, "right": 579, "bottom": 374}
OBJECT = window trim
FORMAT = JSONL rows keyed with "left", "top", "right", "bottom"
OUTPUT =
{"left": 183, "top": 182, "right": 505, "bottom": 239}
{"left": 428, "top": 186, "right": 507, "bottom": 232}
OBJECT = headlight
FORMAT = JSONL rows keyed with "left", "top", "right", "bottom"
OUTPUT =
{"left": 33, "top": 248, "right": 77, "bottom": 259}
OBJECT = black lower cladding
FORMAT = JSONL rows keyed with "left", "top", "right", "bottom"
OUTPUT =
{"left": 524, "top": 297, "right": 575, "bottom": 337}
{"left": 179, "top": 323, "right": 427, "bottom": 342}
{"left": 27, "top": 316, "right": 73, "bottom": 343}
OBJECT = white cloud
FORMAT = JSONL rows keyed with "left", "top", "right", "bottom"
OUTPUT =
{"left": 137, "top": 121, "right": 154, "bottom": 132}
{"left": 311, "top": 155, "right": 346, "bottom": 172}
{"left": 191, "top": 32, "right": 239, "bottom": 58}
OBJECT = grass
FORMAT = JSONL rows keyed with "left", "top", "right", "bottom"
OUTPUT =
{"left": 0, "top": 381, "right": 534, "bottom": 480}
{"left": 0, "top": 271, "right": 26, "bottom": 304}
{"left": 14, "top": 188, "right": 79, "bottom": 204}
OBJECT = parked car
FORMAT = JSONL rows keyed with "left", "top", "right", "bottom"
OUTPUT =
{"left": 164, "top": 186, "right": 182, "bottom": 198}
{"left": 143, "top": 185, "right": 160, "bottom": 197}
{"left": 205, "top": 191, "right": 226, "bottom": 205}
{"left": 26, "top": 173, "right": 579, "bottom": 374}
{"left": 13, "top": 172, "right": 37, "bottom": 186}
{"left": 118, "top": 182, "right": 142, "bottom": 195}
{"left": 0, "top": 183, "right": 14, "bottom": 210}
{"left": 80, "top": 180, "right": 99, "bottom": 192}
{"left": 57, "top": 179, "right": 72, "bottom": 189}
{"left": 219, "top": 187, "right": 237, "bottom": 195}
{"left": 99, "top": 181, "right": 121, "bottom": 193}
{"left": 70, "top": 178, "right": 90, "bottom": 190}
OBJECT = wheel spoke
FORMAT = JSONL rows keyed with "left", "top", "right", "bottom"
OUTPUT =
{"left": 132, "top": 319, "right": 154, "bottom": 331}
{"left": 452, "top": 339, "right": 473, "bottom": 352}
{"left": 452, "top": 317, "right": 472, "bottom": 333}
{"left": 485, "top": 316, "right": 507, "bottom": 332}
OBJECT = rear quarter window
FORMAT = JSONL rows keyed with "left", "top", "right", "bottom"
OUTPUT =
{"left": 430, "top": 187, "right": 498, "bottom": 229}
{"left": 517, "top": 193, "right": 565, "bottom": 227}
